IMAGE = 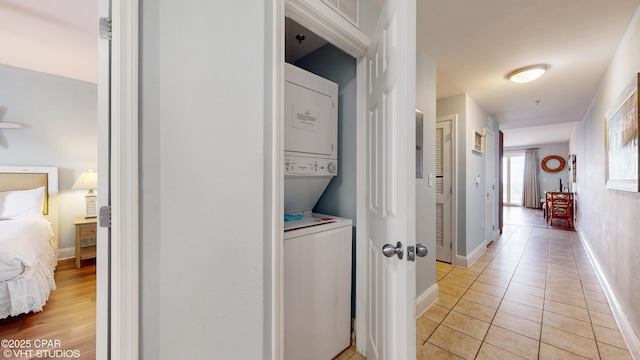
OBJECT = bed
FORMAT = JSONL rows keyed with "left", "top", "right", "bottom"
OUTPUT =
{"left": 0, "top": 166, "right": 59, "bottom": 319}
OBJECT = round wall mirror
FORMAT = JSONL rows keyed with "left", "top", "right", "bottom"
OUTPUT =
{"left": 541, "top": 155, "right": 566, "bottom": 172}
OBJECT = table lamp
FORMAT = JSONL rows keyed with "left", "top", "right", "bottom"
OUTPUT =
{"left": 72, "top": 171, "right": 98, "bottom": 218}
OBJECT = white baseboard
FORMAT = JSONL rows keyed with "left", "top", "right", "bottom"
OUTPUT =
{"left": 58, "top": 247, "right": 75, "bottom": 260}
{"left": 454, "top": 241, "right": 486, "bottom": 268}
{"left": 578, "top": 229, "right": 640, "bottom": 360}
{"left": 416, "top": 283, "right": 439, "bottom": 318}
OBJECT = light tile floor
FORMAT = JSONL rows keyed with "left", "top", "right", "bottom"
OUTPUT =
{"left": 418, "top": 224, "right": 634, "bottom": 360}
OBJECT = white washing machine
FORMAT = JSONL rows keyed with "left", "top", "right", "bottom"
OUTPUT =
{"left": 284, "top": 214, "right": 352, "bottom": 360}
{"left": 283, "top": 63, "right": 352, "bottom": 359}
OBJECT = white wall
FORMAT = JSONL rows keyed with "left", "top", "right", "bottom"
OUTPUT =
{"left": 295, "top": 45, "right": 358, "bottom": 222}
{"left": 464, "top": 95, "right": 490, "bottom": 256}
{"left": 140, "top": 1, "right": 270, "bottom": 358}
{"left": 571, "top": 5, "right": 640, "bottom": 351}
{"left": 436, "top": 93, "right": 495, "bottom": 262}
{"left": 505, "top": 142, "right": 570, "bottom": 200}
{"left": 358, "top": 0, "right": 382, "bottom": 37}
{"left": 0, "top": 64, "right": 97, "bottom": 252}
{"left": 415, "top": 51, "right": 437, "bottom": 299}
{"left": 537, "top": 143, "right": 570, "bottom": 193}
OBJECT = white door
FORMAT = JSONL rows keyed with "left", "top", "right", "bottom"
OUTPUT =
{"left": 435, "top": 117, "right": 453, "bottom": 262}
{"left": 365, "top": 0, "right": 416, "bottom": 358}
{"left": 485, "top": 129, "right": 496, "bottom": 245}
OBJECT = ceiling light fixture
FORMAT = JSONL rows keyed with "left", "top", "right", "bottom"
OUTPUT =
{"left": 507, "top": 64, "right": 549, "bottom": 83}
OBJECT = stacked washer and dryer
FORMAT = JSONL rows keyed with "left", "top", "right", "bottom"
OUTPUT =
{"left": 283, "top": 63, "right": 352, "bottom": 360}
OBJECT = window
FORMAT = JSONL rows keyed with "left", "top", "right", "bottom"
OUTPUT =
{"left": 503, "top": 153, "right": 525, "bottom": 205}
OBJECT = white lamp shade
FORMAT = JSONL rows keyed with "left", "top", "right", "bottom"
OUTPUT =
{"left": 72, "top": 171, "right": 98, "bottom": 190}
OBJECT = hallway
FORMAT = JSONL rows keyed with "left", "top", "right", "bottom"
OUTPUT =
{"left": 503, "top": 205, "right": 574, "bottom": 232}
{"left": 417, "top": 223, "right": 632, "bottom": 359}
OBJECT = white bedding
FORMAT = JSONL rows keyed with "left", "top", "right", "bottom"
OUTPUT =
{"left": 0, "top": 218, "right": 57, "bottom": 319}
{"left": 0, "top": 218, "right": 53, "bottom": 281}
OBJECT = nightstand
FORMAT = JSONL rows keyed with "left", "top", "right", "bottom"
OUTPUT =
{"left": 74, "top": 216, "right": 97, "bottom": 268}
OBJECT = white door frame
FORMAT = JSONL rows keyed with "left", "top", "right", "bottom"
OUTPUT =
{"left": 97, "top": 0, "right": 139, "bottom": 359}
{"left": 268, "top": 1, "right": 285, "bottom": 359}
{"left": 484, "top": 128, "right": 496, "bottom": 246}
{"left": 275, "top": 1, "right": 370, "bottom": 357}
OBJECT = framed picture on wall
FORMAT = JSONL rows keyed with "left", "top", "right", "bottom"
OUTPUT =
{"left": 569, "top": 154, "right": 577, "bottom": 183}
{"left": 604, "top": 73, "right": 639, "bottom": 192}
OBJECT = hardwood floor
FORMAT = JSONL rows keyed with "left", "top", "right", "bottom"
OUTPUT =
{"left": 0, "top": 259, "right": 96, "bottom": 359}
{"left": 334, "top": 345, "right": 364, "bottom": 360}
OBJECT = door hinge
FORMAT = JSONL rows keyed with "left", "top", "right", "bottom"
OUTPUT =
{"left": 99, "top": 206, "right": 112, "bottom": 228}
{"left": 99, "top": 17, "right": 112, "bottom": 40}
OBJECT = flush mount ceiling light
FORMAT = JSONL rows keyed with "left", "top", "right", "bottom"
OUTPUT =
{"left": 507, "top": 64, "right": 549, "bottom": 83}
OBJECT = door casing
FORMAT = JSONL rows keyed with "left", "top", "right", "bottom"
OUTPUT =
{"left": 97, "top": 0, "right": 139, "bottom": 359}
{"left": 277, "top": 1, "right": 370, "bottom": 356}
{"left": 435, "top": 115, "right": 457, "bottom": 264}
{"left": 485, "top": 128, "right": 496, "bottom": 246}
{"left": 277, "top": 1, "right": 418, "bottom": 358}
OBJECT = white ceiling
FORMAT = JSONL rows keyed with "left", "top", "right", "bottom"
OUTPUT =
{"left": 0, "top": 0, "right": 97, "bottom": 83}
{"left": 418, "top": 0, "right": 640, "bottom": 146}
{"left": 3, "top": 0, "right": 639, "bottom": 147}
{"left": 501, "top": 122, "right": 577, "bottom": 148}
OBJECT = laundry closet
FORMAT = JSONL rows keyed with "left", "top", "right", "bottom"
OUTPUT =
{"left": 283, "top": 17, "right": 358, "bottom": 360}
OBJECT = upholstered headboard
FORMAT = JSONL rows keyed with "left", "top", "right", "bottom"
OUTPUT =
{"left": 0, "top": 173, "right": 49, "bottom": 214}
{"left": 0, "top": 166, "right": 59, "bottom": 248}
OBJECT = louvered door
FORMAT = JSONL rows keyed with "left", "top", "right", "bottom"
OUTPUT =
{"left": 435, "top": 117, "right": 453, "bottom": 262}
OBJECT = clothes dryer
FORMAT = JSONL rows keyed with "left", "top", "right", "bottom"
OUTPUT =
{"left": 282, "top": 64, "right": 352, "bottom": 359}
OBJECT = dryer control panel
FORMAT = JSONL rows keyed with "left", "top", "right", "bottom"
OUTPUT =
{"left": 285, "top": 155, "right": 337, "bottom": 177}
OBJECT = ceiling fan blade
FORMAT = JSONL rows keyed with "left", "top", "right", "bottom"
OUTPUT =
{"left": 0, "top": 122, "right": 24, "bottom": 129}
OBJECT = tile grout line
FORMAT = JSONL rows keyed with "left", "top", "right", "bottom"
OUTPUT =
{"left": 476, "top": 226, "right": 520, "bottom": 359}
{"left": 449, "top": 224, "right": 530, "bottom": 359}
{"left": 427, "top": 225, "right": 617, "bottom": 360}
{"left": 538, "top": 228, "right": 550, "bottom": 360}
{"left": 543, "top": 231, "right": 606, "bottom": 359}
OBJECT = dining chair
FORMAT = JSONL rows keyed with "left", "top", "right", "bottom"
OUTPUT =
{"left": 547, "top": 191, "right": 574, "bottom": 228}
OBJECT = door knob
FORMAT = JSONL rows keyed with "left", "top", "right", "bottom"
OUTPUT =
{"left": 382, "top": 242, "right": 403, "bottom": 259}
{"left": 416, "top": 243, "right": 428, "bottom": 257}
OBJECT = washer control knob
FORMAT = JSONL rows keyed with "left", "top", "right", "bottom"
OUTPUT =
{"left": 327, "top": 162, "right": 336, "bottom": 174}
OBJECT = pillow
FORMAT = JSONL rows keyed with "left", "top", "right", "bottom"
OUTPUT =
{"left": 0, "top": 186, "right": 46, "bottom": 220}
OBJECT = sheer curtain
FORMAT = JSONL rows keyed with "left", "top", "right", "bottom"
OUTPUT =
{"left": 522, "top": 149, "right": 541, "bottom": 208}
